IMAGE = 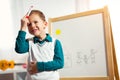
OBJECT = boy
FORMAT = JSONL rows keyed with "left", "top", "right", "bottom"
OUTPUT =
{"left": 15, "top": 10, "right": 64, "bottom": 80}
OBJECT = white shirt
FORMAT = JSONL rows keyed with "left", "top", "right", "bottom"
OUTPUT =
{"left": 26, "top": 38, "right": 59, "bottom": 80}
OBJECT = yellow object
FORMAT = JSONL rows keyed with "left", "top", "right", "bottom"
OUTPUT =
{"left": 0, "top": 60, "right": 15, "bottom": 71}
{"left": 8, "top": 60, "right": 15, "bottom": 69}
{"left": 56, "top": 29, "right": 61, "bottom": 35}
{"left": 0, "top": 60, "right": 8, "bottom": 71}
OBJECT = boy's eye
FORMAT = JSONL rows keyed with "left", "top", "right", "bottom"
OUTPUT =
{"left": 34, "top": 21, "right": 38, "bottom": 24}
{"left": 27, "top": 23, "right": 31, "bottom": 27}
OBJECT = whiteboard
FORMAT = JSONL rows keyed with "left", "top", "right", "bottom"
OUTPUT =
{"left": 49, "top": 6, "right": 114, "bottom": 80}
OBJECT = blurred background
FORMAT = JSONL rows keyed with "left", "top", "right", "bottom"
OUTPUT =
{"left": 0, "top": 0, "right": 120, "bottom": 75}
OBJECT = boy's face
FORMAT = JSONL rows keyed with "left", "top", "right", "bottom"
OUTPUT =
{"left": 28, "top": 14, "right": 47, "bottom": 36}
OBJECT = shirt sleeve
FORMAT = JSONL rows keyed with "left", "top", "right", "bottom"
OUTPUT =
{"left": 15, "top": 31, "right": 29, "bottom": 53}
{"left": 37, "top": 39, "right": 64, "bottom": 71}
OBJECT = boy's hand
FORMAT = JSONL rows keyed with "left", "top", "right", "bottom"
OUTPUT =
{"left": 20, "top": 6, "right": 33, "bottom": 31}
{"left": 20, "top": 14, "right": 29, "bottom": 31}
{"left": 28, "top": 61, "right": 38, "bottom": 75}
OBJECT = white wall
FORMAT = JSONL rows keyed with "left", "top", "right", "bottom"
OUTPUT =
{"left": 22, "top": 0, "right": 76, "bottom": 18}
{"left": 0, "top": 0, "right": 13, "bottom": 49}
{"left": 107, "top": 0, "right": 120, "bottom": 75}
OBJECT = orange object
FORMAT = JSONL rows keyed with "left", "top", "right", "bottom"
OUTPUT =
{"left": 0, "top": 60, "right": 8, "bottom": 71}
{"left": 0, "top": 60, "right": 26, "bottom": 71}
{"left": 8, "top": 60, "right": 15, "bottom": 69}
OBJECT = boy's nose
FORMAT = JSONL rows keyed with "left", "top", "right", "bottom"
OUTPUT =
{"left": 31, "top": 23, "right": 35, "bottom": 28}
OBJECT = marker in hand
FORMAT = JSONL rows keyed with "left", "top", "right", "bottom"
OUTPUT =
{"left": 26, "top": 6, "right": 33, "bottom": 18}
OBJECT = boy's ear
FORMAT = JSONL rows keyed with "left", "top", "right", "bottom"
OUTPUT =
{"left": 44, "top": 21, "right": 48, "bottom": 26}
{"left": 44, "top": 21, "right": 48, "bottom": 29}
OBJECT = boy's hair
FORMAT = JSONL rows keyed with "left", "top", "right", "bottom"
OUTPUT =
{"left": 29, "top": 10, "right": 46, "bottom": 21}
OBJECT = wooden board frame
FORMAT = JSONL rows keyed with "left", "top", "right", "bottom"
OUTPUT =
{"left": 48, "top": 6, "right": 114, "bottom": 80}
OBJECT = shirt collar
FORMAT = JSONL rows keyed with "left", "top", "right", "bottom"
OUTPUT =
{"left": 33, "top": 34, "right": 52, "bottom": 43}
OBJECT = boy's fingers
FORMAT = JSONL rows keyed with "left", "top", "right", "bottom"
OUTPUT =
{"left": 26, "top": 16, "right": 29, "bottom": 18}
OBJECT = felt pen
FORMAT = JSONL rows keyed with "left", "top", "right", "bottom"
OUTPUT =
{"left": 26, "top": 6, "right": 33, "bottom": 18}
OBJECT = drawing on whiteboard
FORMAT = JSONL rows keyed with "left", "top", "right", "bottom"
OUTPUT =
{"left": 76, "top": 49, "right": 97, "bottom": 64}
{"left": 63, "top": 46, "right": 72, "bottom": 68}
{"left": 64, "top": 54, "right": 72, "bottom": 68}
